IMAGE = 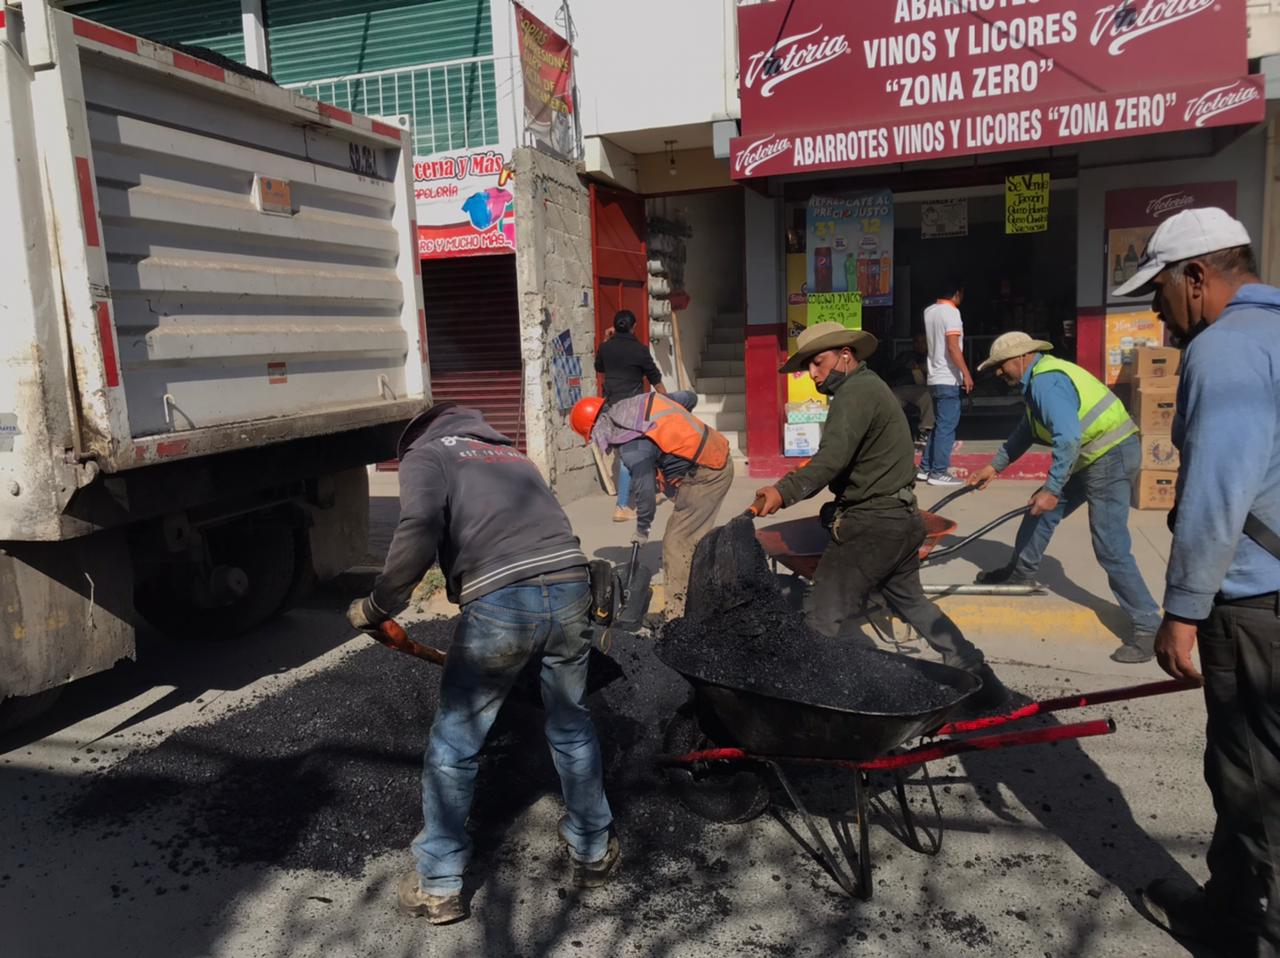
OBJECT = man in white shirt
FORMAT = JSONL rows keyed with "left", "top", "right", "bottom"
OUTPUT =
{"left": 918, "top": 278, "right": 973, "bottom": 486}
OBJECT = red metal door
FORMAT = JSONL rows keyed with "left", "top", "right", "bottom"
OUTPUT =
{"left": 590, "top": 183, "right": 648, "bottom": 352}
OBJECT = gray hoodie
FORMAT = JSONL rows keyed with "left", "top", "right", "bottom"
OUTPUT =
{"left": 370, "top": 406, "right": 587, "bottom": 613}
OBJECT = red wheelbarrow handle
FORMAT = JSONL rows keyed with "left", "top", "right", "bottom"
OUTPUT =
{"left": 659, "top": 717, "right": 1117, "bottom": 773}
{"left": 934, "top": 678, "right": 1196, "bottom": 736}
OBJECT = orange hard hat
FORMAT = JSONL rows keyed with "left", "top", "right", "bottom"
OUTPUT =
{"left": 570, "top": 396, "right": 604, "bottom": 442}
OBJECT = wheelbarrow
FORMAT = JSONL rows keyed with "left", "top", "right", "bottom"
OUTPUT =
{"left": 656, "top": 647, "right": 1195, "bottom": 901}
{"left": 754, "top": 486, "right": 1043, "bottom": 596}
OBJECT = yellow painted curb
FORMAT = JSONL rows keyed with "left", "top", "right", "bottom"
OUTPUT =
{"left": 928, "top": 597, "right": 1123, "bottom": 645}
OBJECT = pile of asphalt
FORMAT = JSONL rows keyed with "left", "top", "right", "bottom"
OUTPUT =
{"left": 658, "top": 516, "right": 963, "bottom": 715}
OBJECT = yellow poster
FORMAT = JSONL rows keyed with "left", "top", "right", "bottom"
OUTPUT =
{"left": 785, "top": 253, "right": 823, "bottom": 403}
{"left": 1105, "top": 309, "right": 1163, "bottom": 384}
{"left": 806, "top": 291, "right": 863, "bottom": 329}
{"left": 1005, "top": 173, "right": 1050, "bottom": 234}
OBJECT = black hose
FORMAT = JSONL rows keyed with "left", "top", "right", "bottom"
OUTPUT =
{"left": 922, "top": 506, "right": 1031, "bottom": 564}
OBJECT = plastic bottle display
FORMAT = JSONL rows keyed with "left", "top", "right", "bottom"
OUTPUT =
{"left": 879, "top": 247, "right": 892, "bottom": 295}
{"left": 857, "top": 236, "right": 879, "bottom": 296}
{"left": 814, "top": 246, "right": 833, "bottom": 292}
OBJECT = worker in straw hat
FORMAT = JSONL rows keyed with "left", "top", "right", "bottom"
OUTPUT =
{"left": 753, "top": 322, "right": 1007, "bottom": 709}
{"left": 965, "top": 331, "right": 1161, "bottom": 664}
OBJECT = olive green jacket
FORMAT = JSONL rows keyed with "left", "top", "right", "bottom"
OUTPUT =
{"left": 776, "top": 364, "right": 918, "bottom": 508}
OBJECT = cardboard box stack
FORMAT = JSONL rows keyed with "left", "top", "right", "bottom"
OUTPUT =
{"left": 1130, "top": 346, "right": 1181, "bottom": 510}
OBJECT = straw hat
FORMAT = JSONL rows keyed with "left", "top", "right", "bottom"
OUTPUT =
{"left": 779, "top": 322, "right": 879, "bottom": 373}
{"left": 976, "top": 331, "right": 1054, "bottom": 373}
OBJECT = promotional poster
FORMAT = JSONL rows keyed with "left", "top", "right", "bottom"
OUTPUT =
{"left": 806, "top": 191, "right": 894, "bottom": 311}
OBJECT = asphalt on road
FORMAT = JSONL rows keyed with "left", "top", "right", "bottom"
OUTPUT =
{"left": 1, "top": 586, "right": 1220, "bottom": 958}
{"left": 0, "top": 476, "right": 1221, "bottom": 957}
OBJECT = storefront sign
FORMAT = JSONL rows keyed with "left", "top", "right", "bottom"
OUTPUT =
{"left": 1006, "top": 173, "right": 1050, "bottom": 234}
{"left": 1104, "top": 181, "right": 1237, "bottom": 302}
{"left": 731, "top": 0, "right": 1259, "bottom": 178}
{"left": 414, "top": 150, "right": 516, "bottom": 260}
{"left": 921, "top": 198, "right": 967, "bottom": 238}
{"left": 514, "top": 3, "right": 577, "bottom": 160}
{"left": 806, "top": 191, "right": 894, "bottom": 308}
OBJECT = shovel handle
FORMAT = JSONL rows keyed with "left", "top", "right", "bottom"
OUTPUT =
{"left": 744, "top": 494, "right": 766, "bottom": 518}
{"left": 374, "top": 619, "right": 447, "bottom": 666}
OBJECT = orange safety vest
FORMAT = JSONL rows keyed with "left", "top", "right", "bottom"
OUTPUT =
{"left": 642, "top": 393, "right": 729, "bottom": 470}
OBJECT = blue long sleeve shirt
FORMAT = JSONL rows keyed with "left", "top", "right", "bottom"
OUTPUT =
{"left": 990, "top": 356, "right": 1082, "bottom": 496}
{"left": 1165, "top": 283, "right": 1280, "bottom": 620}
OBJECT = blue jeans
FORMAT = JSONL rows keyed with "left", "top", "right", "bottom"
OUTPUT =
{"left": 920, "top": 385, "right": 961, "bottom": 475}
{"left": 1009, "top": 436, "right": 1162, "bottom": 635}
{"left": 616, "top": 460, "right": 632, "bottom": 509}
{"left": 413, "top": 578, "right": 613, "bottom": 894}
{"left": 615, "top": 389, "right": 698, "bottom": 534}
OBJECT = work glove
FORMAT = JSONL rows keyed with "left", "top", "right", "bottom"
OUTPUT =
{"left": 346, "top": 596, "right": 387, "bottom": 633}
{"left": 631, "top": 529, "right": 650, "bottom": 545}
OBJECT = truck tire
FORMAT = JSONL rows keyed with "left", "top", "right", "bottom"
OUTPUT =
{"left": 0, "top": 687, "right": 64, "bottom": 734}
{"left": 135, "top": 518, "right": 297, "bottom": 639}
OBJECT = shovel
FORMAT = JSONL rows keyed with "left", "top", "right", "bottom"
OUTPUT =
{"left": 371, "top": 618, "right": 625, "bottom": 701}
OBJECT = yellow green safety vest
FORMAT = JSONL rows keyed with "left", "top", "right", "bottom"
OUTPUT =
{"left": 1027, "top": 355, "right": 1137, "bottom": 468}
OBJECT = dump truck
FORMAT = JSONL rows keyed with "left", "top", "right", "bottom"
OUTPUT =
{"left": 0, "top": 1, "right": 429, "bottom": 724}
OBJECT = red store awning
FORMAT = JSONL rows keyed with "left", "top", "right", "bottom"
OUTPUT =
{"left": 731, "top": 0, "right": 1263, "bottom": 180}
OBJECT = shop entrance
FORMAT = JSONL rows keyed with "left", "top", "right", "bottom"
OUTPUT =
{"left": 889, "top": 183, "right": 1078, "bottom": 439}
{"left": 421, "top": 254, "right": 525, "bottom": 451}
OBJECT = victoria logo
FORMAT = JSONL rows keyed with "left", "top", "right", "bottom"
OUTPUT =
{"left": 734, "top": 135, "right": 792, "bottom": 176}
{"left": 1090, "top": 0, "right": 1215, "bottom": 54}
{"left": 1145, "top": 191, "right": 1195, "bottom": 218}
{"left": 1184, "top": 81, "right": 1261, "bottom": 127}
{"left": 743, "top": 26, "right": 850, "bottom": 98}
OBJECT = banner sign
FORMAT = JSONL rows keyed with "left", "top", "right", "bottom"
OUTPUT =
{"left": 514, "top": 3, "right": 577, "bottom": 160}
{"left": 731, "top": 0, "right": 1258, "bottom": 178}
{"left": 1104, "top": 180, "right": 1236, "bottom": 302}
{"left": 414, "top": 150, "right": 516, "bottom": 259}
{"left": 806, "top": 191, "right": 894, "bottom": 309}
{"left": 921, "top": 198, "right": 967, "bottom": 238}
{"left": 1005, "top": 172, "right": 1050, "bottom": 234}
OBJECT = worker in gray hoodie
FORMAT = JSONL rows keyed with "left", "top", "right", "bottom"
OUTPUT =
{"left": 347, "top": 402, "right": 617, "bottom": 924}
{"left": 1112, "top": 208, "right": 1280, "bottom": 957}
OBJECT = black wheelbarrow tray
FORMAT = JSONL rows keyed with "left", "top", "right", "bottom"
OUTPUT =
{"left": 655, "top": 646, "right": 1195, "bottom": 901}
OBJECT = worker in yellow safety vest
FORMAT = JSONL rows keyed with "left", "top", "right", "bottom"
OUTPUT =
{"left": 965, "top": 332, "right": 1162, "bottom": 664}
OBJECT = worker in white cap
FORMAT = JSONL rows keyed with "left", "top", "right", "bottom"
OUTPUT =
{"left": 1112, "top": 207, "right": 1280, "bottom": 955}
{"left": 964, "top": 331, "right": 1161, "bottom": 664}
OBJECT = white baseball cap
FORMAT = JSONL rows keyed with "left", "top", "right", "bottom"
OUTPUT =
{"left": 1112, "top": 207, "right": 1252, "bottom": 298}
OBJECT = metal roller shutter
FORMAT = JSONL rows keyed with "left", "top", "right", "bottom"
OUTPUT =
{"left": 264, "top": 0, "right": 491, "bottom": 84}
{"left": 70, "top": 0, "right": 246, "bottom": 61}
{"left": 422, "top": 256, "right": 525, "bottom": 451}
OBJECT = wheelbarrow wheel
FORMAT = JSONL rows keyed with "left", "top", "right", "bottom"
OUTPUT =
{"left": 662, "top": 708, "right": 769, "bottom": 824}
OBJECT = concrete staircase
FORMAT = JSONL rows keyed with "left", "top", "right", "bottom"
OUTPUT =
{"left": 693, "top": 312, "right": 747, "bottom": 459}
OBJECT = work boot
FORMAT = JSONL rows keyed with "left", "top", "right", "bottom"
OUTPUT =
{"left": 1111, "top": 631, "right": 1156, "bottom": 664}
{"left": 1141, "top": 878, "right": 1241, "bottom": 947}
{"left": 974, "top": 565, "right": 1044, "bottom": 589}
{"left": 396, "top": 873, "right": 466, "bottom": 924}
{"left": 965, "top": 662, "right": 1010, "bottom": 711}
{"left": 560, "top": 817, "right": 621, "bottom": 888}
{"left": 612, "top": 506, "right": 636, "bottom": 523}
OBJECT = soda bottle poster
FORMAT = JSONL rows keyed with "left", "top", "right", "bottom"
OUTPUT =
{"left": 806, "top": 191, "right": 893, "bottom": 310}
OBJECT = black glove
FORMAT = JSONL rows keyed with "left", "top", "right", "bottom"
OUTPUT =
{"left": 346, "top": 597, "right": 386, "bottom": 633}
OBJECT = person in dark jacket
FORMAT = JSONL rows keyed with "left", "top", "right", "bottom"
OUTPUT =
{"left": 347, "top": 403, "right": 618, "bottom": 924}
{"left": 595, "top": 310, "right": 667, "bottom": 522}
{"left": 752, "top": 322, "right": 1006, "bottom": 709}
{"left": 1113, "top": 208, "right": 1280, "bottom": 957}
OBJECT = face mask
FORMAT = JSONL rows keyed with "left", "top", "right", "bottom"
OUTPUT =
{"left": 817, "top": 357, "right": 852, "bottom": 396}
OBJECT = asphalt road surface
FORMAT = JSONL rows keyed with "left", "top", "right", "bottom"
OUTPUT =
{"left": 1, "top": 582, "right": 1220, "bottom": 958}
